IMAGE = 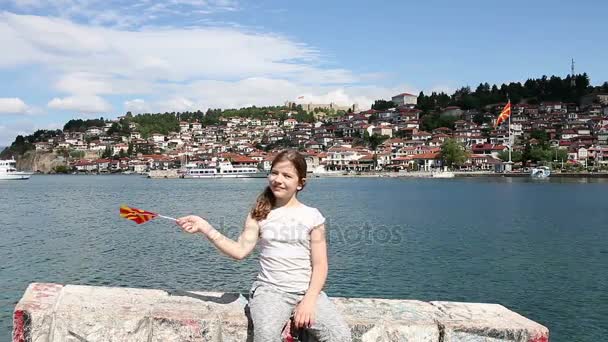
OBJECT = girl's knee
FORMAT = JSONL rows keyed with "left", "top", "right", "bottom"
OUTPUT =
{"left": 309, "top": 320, "right": 352, "bottom": 342}
{"left": 253, "top": 325, "right": 282, "bottom": 342}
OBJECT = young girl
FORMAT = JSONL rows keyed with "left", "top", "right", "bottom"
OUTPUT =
{"left": 176, "top": 150, "right": 351, "bottom": 341}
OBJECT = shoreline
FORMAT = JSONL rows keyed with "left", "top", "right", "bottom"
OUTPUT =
{"left": 21, "top": 171, "right": 608, "bottom": 179}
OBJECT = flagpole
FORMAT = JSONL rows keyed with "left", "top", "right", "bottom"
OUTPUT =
{"left": 158, "top": 215, "right": 177, "bottom": 221}
{"left": 507, "top": 96, "right": 512, "bottom": 164}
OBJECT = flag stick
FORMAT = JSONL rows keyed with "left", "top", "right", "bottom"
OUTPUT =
{"left": 157, "top": 215, "right": 177, "bottom": 221}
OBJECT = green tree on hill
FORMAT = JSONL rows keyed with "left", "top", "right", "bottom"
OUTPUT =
{"left": 440, "top": 138, "right": 469, "bottom": 169}
{"left": 371, "top": 100, "right": 396, "bottom": 111}
{"left": 416, "top": 73, "right": 595, "bottom": 111}
{"left": 363, "top": 131, "right": 389, "bottom": 151}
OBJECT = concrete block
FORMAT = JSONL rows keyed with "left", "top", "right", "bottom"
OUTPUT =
{"left": 13, "top": 283, "right": 64, "bottom": 342}
{"left": 430, "top": 301, "right": 549, "bottom": 342}
{"left": 12, "top": 283, "right": 550, "bottom": 342}
{"left": 334, "top": 297, "right": 442, "bottom": 341}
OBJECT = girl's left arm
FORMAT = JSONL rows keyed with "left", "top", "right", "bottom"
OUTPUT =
{"left": 294, "top": 224, "right": 328, "bottom": 328}
{"left": 306, "top": 224, "right": 329, "bottom": 297}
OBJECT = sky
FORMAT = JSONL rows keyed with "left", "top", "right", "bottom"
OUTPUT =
{"left": 0, "top": 0, "right": 607, "bottom": 145}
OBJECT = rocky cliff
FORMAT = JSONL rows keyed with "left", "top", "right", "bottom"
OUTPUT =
{"left": 15, "top": 151, "right": 67, "bottom": 173}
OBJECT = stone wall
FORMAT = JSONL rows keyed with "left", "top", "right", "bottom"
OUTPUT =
{"left": 13, "top": 283, "right": 549, "bottom": 342}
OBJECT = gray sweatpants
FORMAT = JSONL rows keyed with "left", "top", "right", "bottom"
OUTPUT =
{"left": 248, "top": 281, "right": 352, "bottom": 342}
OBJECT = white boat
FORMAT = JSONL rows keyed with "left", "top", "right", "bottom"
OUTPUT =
{"left": 182, "top": 161, "right": 267, "bottom": 179}
{"left": 530, "top": 166, "right": 551, "bottom": 178}
{"left": 431, "top": 171, "right": 455, "bottom": 178}
{"left": 0, "top": 158, "right": 33, "bottom": 180}
{"left": 311, "top": 165, "right": 344, "bottom": 177}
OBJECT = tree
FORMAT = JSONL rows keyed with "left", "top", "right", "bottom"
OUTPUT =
{"left": 498, "top": 150, "right": 523, "bottom": 163}
{"left": 530, "top": 130, "right": 549, "bottom": 145}
{"left": 368, "top": 113, "right": 378, "bottom": 123}
{"left": 473, "top": 112, "right": 491, "bottom": 125}
{"left": 102, "top": 145, "right": 113, "bottom": 159}
{"left": 371, "top": 100, "right": 396, "bottom": 111}
{"left": 69, "top": 150, "right": 85, "bottom": 159}
{"left": 363, "top": 131, "right": 388, "bottom": 151}
{"left": 440, "top": 138, "right": 469, "bottom": 169}
{"left": 53, "top": 165, "right": 70, "bottom": 174}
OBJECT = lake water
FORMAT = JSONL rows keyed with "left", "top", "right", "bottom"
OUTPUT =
{"left": 1, "top": 175, "right": 607, "bottom": 341}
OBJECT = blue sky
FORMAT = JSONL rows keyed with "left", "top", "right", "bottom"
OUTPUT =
{"left": 0, "top": 0, "right": 607, "bottom": 145}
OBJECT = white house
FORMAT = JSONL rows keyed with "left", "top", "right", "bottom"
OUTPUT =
{"left": 325, "top": 147, "right": 366, "bottom": 170}
{"left": 179, "top": 122, "right": 190, "bottom": 132}
{"left": 391, "top": 93, "right": 418, "bottom": 106}
{"left": 112, "top": 143, "right": 128, "bottom": 155}
{"left": 283, "top": 118, "right": 298, "bottom": 128}
{"left": 151, "top": 133, "right": 165, "bottom": 143}
{"left": 371, "top": 125, "right": 393, "bottom": 138}
{"left": 578, "top": 147, "right": 588, "bottom": 161}
{"left": 86, "top": 127, "right": 103, "bottom": 136}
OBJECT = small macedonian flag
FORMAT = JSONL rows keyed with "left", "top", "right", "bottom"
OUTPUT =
{"left": 120, "top": 205, "right": 160, "bottom": 224}
{"left": 494, "top": 100, "right": 512, "bottom": 128}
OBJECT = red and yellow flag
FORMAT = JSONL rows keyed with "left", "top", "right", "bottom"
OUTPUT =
{"left": 120, "top": 205, "right": 158, "bottom": 224}
{"left": 494, "top": 100, "right": 512, "bottom": 128}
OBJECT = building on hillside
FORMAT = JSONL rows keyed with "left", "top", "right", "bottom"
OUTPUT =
{"left": 391, "top": 93, "right": 418, "bottom": 106}
{"left": 284, "top": 101, "right": 358, "bottom": 113}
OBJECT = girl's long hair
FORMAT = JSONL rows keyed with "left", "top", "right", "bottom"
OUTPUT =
{"left": 251, "top": 150, "right": 307, "bottom": 221}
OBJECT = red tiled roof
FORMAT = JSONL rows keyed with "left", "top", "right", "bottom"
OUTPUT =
{"left": 232, "top": 155, "right": 258, "bottom": 163}
{"left": 411, "top": 152, "right": 440, "bottom": 160}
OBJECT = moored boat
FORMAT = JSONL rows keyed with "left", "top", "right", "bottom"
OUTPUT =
{"left": 0, "top": 158, "right": 33, "bottom": 180}
{"left": 182, "top": 161, "right": 267, "bottom": 179}
{"left": 530, "top": 166, "right": 551, "bottom": 178}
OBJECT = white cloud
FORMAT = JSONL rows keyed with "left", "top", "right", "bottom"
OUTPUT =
{"left": 0, "top": 97, "right": 29, "bottom": 114}
{"left": 0, "top": 120, "right": 62, "bottom": 145}
{"left": 48, "top": 95, "right": 112, "bottom": 113}
{"left": 0, "top": 13, "right": 340, "bottom": 84}
{"left": 429, "top": 84, "right": 455, "bottom": 95}
{"left": 156, "top": 97, "right": 198, "bottom": 112}
{"left": 124, "top": 99, "right": 150, "bottom": 114}
{"left": 1, "top": 12, "right": 413, "bottom": 115}
{"left": 6, "top": 0, "right": 240, "bottom": 28}
{"left": 122, "top": 79, "right": 419, "bottom": 114}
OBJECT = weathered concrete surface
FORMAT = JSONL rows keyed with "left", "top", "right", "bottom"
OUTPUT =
{"left": 430, "top": 301, "right": 549, "bottom": 342}
{"left": 13, "top": 283, "right": 549, "bottom": 342}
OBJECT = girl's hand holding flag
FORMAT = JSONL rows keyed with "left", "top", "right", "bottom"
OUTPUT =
{"left": 175, "top": 215, "right": 213, "bottom": 235}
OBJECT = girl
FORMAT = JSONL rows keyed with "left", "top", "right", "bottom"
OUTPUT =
{"left": 176, "top": 150, "right": 351, "bottom": 342}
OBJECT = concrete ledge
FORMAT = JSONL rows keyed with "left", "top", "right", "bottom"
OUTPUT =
{"left": 13, "top": 283, "right": 549, "bottom": 342}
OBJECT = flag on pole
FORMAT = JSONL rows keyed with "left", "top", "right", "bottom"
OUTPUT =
{"left": 494, "top": 101, "right": 511, "bottom": 128}
{"left": 119, "top": 205, "right": 176, "bottom": 224}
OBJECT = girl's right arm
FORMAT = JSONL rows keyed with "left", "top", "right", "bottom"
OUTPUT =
{"left": 176, "top": 213, "right": 260, "bottom": 260}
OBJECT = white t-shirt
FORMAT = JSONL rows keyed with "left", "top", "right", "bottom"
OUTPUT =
{"left": 256, "top": 204, "right": 326, "bottom": 294}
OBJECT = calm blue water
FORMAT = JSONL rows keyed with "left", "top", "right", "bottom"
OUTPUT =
{"left": 1, "top": 175, "right": 607, "bottom": 341}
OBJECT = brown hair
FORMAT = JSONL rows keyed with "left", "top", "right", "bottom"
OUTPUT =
{"left": 251, "top": 150, "right": 307, "bottom": 221}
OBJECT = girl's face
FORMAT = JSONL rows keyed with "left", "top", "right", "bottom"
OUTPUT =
{"left": 269, "top": 160, "right": 303, "bottom": 200}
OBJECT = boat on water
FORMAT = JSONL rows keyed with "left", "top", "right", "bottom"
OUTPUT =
{"left": 0, "top": 158, "right": 33, "bottom": 180}
{"left": 181, "top": 161, "right": 267, "bottom": 179}
{"left": 431, "top": 171, "right": 455, "bottom": 178}
{"left": 310, "top": 165, "right": 344, "bottom": 177}
{"left": 530, "top": 166, "right": 551, "bottom": 178}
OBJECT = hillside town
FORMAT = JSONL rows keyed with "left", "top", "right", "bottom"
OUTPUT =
{"left": 17, "top": 91, "right": 608, "bottom": 175}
